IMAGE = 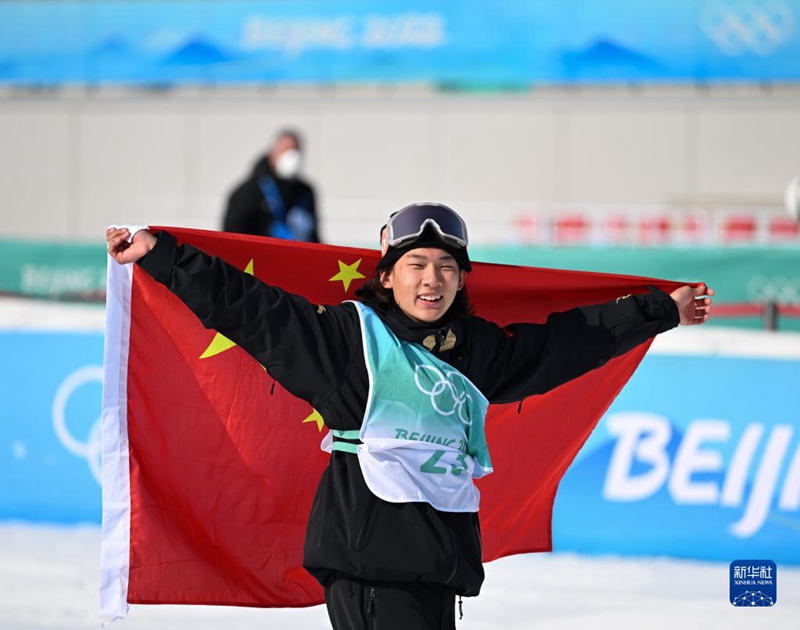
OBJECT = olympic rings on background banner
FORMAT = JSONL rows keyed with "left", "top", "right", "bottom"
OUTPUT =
{"left": 700, "top": 0, "right": 795, "bottom": 56}
{"left": 747, "top": 275, "right": 800, "bottom": 302}
{"left": 52, "top": 365, "right": 103, "bottom": 484}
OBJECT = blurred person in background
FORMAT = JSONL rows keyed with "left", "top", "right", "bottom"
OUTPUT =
{"left": 223, "top": 129, "right": 320, "bottom": 242}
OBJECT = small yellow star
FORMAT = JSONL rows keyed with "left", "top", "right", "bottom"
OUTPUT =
{"left": 302, "top": 409, "right": 325, "bottom": 432}
{"left": 329, "top": 259, "right": 365, "bottom": 293}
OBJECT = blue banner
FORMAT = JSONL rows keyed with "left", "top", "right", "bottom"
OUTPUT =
{"left": 0, "top": 0, "right": 798, "bottom": 85}
{"left": 554, "top": 353, "right": 800, "bottom": 565}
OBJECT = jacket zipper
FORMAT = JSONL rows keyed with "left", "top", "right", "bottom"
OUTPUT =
{"left": 368, "top": 586, "right": 379, "bottom": 630}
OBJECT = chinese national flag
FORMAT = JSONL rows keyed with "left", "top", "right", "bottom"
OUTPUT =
{"left": 100, "top": 227, "right": 682, "bottom": 618}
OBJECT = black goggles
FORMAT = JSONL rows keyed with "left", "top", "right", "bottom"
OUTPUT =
{"left": 384, "top": 203, "right": 469, "bottom": 249}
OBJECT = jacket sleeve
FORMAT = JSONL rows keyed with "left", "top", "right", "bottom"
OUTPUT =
{"left": 476, "top": 288, "right": 680, "bottom": 404}
{"left": 136, "top": 230, "right": 352, "bottom": 406}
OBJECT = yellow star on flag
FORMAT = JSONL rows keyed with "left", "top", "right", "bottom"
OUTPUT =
{"left": 329, "top": 259, "right": 365, "bottom": 293}
{"left": 200, "top": 259, "right": 254, "bottom": 359}
{"left": 302, "top": 409, "right": 325, "bottom": 432}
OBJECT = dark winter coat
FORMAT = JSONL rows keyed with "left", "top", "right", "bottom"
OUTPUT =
{"left": 223, "top": 156, "right": 319, "bottom": 243}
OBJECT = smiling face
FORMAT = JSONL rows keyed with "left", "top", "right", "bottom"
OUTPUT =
{"left": 381, "top": 247, "right": 467, "bottom": 323}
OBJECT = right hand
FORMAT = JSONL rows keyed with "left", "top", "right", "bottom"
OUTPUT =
{"left": 670, "top": 283, "right": 714, "bottom": 326}
{"left": 106, "top": 226, "right": 157, "bottom": 264}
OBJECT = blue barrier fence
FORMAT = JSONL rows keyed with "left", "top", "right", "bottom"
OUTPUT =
{"left": 0, "top": 331, "right": 103, "bottom": 523}
{"left": 2, "top": 328, "right": 798, "bottom": 564}
{"left": 1, "top": 0, "right": 798, "bottom": 85}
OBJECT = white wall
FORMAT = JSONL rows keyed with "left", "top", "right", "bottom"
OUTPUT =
{"left": 1, "top": 86, "right": 798, "bottom": 246}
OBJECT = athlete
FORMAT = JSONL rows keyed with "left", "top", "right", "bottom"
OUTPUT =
{"left": 106, "top": 202, "right": 713, "bottom": 630}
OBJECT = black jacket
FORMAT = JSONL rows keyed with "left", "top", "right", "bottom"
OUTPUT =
{"left": 138, "top": 231, "right": 679, "bottom": 596}
{"left": 223, "top": 156, "right": 319, "bottom": 243}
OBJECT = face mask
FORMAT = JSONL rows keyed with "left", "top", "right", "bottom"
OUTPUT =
{"left": 274, "top": 149, "right": 302, "bottom": 179}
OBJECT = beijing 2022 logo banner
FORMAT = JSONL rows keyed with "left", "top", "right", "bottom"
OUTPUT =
{"left": 0, "top": 1, "right": 798, "bottom": 84}
{"left": 553, "top": 352, "right": 800, "bottom": 565}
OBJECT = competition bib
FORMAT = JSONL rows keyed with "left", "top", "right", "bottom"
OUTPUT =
{"left": 321, "top": 302, "right": 492, "bottom": 512}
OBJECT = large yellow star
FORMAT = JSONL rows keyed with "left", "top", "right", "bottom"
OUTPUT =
{"left": 200, "top": 259, "right": 254, "bottom": 359}
{"left": 302, "top": 409, "right": 325, "bottom": 432}
{"left": 329, "top": 259, "right": 365, "bottom": 293}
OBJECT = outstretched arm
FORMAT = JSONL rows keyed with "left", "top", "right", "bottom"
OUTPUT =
{"left": 105, "top": 226, "right": 353, "bottom": 407}
{"left": 477, "top": 284, "right": 712, "bottom": 404}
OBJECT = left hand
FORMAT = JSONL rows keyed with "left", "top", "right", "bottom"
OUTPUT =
{"left": 670, "top": 283, "right": 714, "bottom": 326}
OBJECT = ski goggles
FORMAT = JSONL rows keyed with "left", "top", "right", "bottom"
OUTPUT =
{"left": 384, "top": 203, "right": 469, "bottom": 250}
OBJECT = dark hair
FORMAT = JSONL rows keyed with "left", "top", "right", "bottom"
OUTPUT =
{"left": 355, "top": 266, "right": 474, "bottom": 320}
{"left": 274, "top": 128, "right": 303, "bottom": 152}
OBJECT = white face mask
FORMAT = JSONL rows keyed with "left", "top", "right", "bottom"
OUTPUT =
{"left": 274, "top": 149, "right": 302, "bottom": 179}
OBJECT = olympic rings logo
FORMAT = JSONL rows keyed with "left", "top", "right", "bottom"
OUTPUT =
{"left": 747, "top": 275, "right": 800, "bottom": 302}
{"left": 700, "top": 0, "right": 795, "bottom": 56}
{"left": 52, "top": 365, "right": 103, "bottom": 485}
{"left": 414, "top": 364, "right": 472, "bottom": 426}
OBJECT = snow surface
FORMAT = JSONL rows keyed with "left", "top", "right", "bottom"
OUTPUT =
{"left": 0, "top": 298, "right": 105, "bottom": 331}
{"left": 1, "top": 524, "right": 797, "bottom": 630}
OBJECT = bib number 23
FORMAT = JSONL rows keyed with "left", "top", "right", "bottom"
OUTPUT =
{"left": 421, "top": 451, "right": 469, "bottom": 476}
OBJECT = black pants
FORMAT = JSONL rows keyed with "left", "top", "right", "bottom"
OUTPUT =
{"left": 324, "top": 577, "right": 457, "bottom": 630}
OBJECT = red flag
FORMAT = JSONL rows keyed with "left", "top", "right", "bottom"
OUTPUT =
{"left": 100, "top": 227, "right": 682, "bottom": 618}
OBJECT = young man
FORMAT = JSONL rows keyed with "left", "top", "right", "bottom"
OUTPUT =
{"left": 107, "top": 202, "right": 712, "bottom": 630}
